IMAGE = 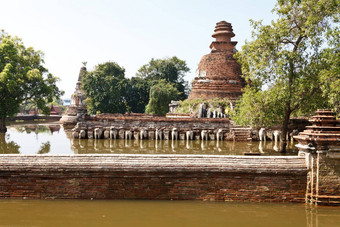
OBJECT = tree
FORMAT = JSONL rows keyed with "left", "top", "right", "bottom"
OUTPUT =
{"left": 0, "top": 31, "right": 63, "bottom": 132}
{"left": 145, "top": 80, "right": 180, "bottom": 115}
{"left": 319, "top": 27, "right": 340, "bottom": 116}
{"left": 233, "top": 0, "right": 339, "bottom": 152}
{"left": 82, "top": 61, "right": 128, "bottom": 114}
{"left": 125, "top": 77, "right": 150, "bottom": 113}
{"left": 136, "top": 56, "right": 190, "bottom": 100}
{"left": 232, "top": 86, "right": 286, "bottom": 127}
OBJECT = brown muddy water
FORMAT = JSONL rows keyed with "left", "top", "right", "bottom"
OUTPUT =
{"left": 0, "top": 124, "right": 298, "bottom": 155}
{"left": 1, "top": 124, "right": 339, "bottom": 226}
{"left": 0, "top": 200, "right": 339, "bottom": 227}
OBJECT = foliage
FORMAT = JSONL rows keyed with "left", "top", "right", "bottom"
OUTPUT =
{"left": 82, "top": 57, "right": 190, "bottom": 115}
{"left": 0, "top": 30, "right": 63, "bottom": 132}
{"left": 232, "top": 86, "right": 286, "bottom": 127}
{"left": 137, "top": 56, "right": 190, "bottom": 100}
{"left": 233, "top": 0, "right": 339, "bottom": 151}
{"left": 145, "top": 80, "right": 180, "bottom": 115}
{"left": 319, "top": 27, "right": 340, "bottom": 116}
{"left": 20, "top": 98, "right": 65, "bottom": 114}
{"left": 82, "top": 62, "right": 128, "bottom": 114}
{"left": 125, "top": 77, "right": 150, "bottom": 113}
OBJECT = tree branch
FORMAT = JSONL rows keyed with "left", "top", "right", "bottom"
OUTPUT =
{"left": 291, "top": 87, "right": 319, "bottom": 112}
{"left": 280, "top": 38, "right": 295, "bottom": 44}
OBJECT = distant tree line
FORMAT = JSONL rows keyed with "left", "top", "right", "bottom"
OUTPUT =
{"left": 81, "top": 57, "right": 190, "bottom": 115}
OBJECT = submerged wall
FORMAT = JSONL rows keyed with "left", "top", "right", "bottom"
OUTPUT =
{"left": 0, "top": 154, "right": 307, "bottom": 202}
{"left": 305, "top": 152, "right": 340, "bottom": 205}
{"left": 72, "top": 113, "right": 233, "bottom": 140}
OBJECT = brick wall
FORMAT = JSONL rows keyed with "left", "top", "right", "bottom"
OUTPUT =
{"left": 0, "top": 155, "right": 307, "bottom": 202}
{"left": 318, "top": 153, "right": 340, "bottom": 197}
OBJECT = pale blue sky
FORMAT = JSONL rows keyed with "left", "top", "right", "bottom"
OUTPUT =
{"left": 1, "top": 0, "right": 277, "bottom": 98}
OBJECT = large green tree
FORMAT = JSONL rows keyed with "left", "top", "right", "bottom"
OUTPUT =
{"left": 82, "top": 61, "right": 128, "bottom": 114}
{"left": 125, "top": 77, "right": 150, "bottom": 113}
{"left": 145, "top": 80, "right": 180, "bottom": 115}
{"left": 233, "top": 0, "right": 339, "bottom": 152}
{"left": 136, "top": 56, "right": 190, "bottom": 100}
{"left": 0, "top": 31, "right": 63, "bottom": 132}
{"left": 319, "top": 27, "right": 340, "bottom": 115}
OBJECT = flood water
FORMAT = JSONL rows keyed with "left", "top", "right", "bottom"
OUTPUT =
{"left": 0, "top": 200, "right": 339, "bottom": 227}
{"left": 0, "top": 124, "right": 299, "bottom": 155}
{"left": 1, "top": 124, "right": 339, "bottom": 226}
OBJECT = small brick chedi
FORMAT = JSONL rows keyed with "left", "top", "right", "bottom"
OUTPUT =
{"left": 189, "top": 21, "right": 246, "bottom": 101}
{"left": 60, "top": 67, "right": 87, "bottom": 125}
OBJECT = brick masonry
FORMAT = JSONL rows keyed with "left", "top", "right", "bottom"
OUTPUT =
{"left": 189, "top": 21, "right": 246, "bottom": 101}
{"left": 0, "top": 154, "right": 307, "bottom": 202}
{"left": 306, "top": 152, "right": 340, "bottom": 205}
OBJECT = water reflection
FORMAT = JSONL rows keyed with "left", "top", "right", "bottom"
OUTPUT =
{"left": 1, "top": 124, "right": 299, "bottom": 155}
{"left": 70, "top": 136, "right": 298, "bottom": 155}
{"left": 1, "top": 124, "right": 64, "bottom": 155}
{"left": 13, "top": 124, "right": 60, "bottom": 134}
{"left": 37, "top": 142, "right": 51, "bottom": 154}
{"left": 0, "top": 133, "right": 20, "bottom": 154}
{"left": 305, "top": 205, "right": 340, "bottom": 227}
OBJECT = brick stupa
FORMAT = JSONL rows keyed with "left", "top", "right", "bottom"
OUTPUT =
{"left": 189, "top": 21, "right": 246, "bottom": 102}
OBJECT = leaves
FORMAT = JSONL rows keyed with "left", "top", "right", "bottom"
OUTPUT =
{"left": 233, "top": 0, "right": 339, "bottom": 128}
{"left": 145, "top": 80, "right": 180, "bottom": 115}
{"left": 82, "top": 62, "right": 128, "bottom": 114}
{"left": 0, "top": 30, "right": 63, "bottom": 129}
{"left": 136, "top": 56, "right": 190, "bottom": 100}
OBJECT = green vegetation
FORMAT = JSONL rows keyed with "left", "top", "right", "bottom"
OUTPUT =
{"left": 82, "top": 57, "right": 190, "bottom": 115}
{"left": 233, "top": 0, "right": 340, "bottom": 152}
{"left": 82, "top": 62, "right": 128, "bottom": 114}
{"left": 137, "top": 56, "right": 190, "bottom": 100}
{"left": 20, "top": 98, "right": 65, "bottom": 115}
{"left": 319, "top": 27, "right": 340, "bottom": 114}
{"left": 125, "top": 77, "right": 150, "bottom": 113}
{"left": 0, "top": 30, "right": 63, "bottom": 132}
{"left": 145, "top": 80, "right": 180, "bottom": 115}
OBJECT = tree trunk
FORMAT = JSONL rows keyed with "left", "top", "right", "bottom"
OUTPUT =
{"left": 0, "top": 117, "right": 7, "bottom": 133}
{"left": 280, "top": 107, "right": 291, "bottom": 153}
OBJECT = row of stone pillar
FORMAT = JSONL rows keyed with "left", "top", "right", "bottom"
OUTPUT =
{"left": 72, "top": 127, "right": 225, "bottom": 141}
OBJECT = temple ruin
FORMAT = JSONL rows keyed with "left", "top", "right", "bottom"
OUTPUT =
{"left": 189, "top": 21, "right": 246, "bottom": 102}
{"left": 60, "top": 66, "right": 87, "bottom": 125}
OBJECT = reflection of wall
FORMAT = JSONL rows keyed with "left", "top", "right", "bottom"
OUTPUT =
{"left": 70, "top": 139, "right": 298, "bottom": 155}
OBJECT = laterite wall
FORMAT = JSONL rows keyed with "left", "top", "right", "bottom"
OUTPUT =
{"left": 0, "top": 155, "right": 307, "bottom": 202}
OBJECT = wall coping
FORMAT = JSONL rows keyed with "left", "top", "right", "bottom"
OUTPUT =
{"left": 0, "top": 154, "right": 307, "bottom": 174}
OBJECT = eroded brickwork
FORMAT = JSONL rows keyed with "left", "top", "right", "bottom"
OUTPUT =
{"left": 189, "top": 21, "right": 246, "bottom": 101}
{"left": 0, "top": 155, "right": 307, "bottom": 202}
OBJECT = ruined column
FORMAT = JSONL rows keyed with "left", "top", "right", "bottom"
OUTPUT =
{"left": 294, "top": 109, "right": 340, "bottom": 206}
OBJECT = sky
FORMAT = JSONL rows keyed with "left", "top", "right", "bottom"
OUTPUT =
{"left": 0, "top": 0, "right": 278, "bottom": 98}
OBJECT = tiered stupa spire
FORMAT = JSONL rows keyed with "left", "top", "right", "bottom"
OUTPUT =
{"left": 189, "top": 21, "right": 246, "bottom": 102}
{"left": 60, "top": 66, "right": 88, "bottom": 125}
{"left": 211, "top": 21, "right": 236, "bottom": 48}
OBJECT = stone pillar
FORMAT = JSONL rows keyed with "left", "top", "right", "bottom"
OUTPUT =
{"left": 295, "top": 109, "right": 340, "bottom": 206}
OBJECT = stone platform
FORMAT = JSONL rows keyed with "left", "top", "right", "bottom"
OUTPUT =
{"left": 0, "top": 154, "right": 307, "bottom": 202}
